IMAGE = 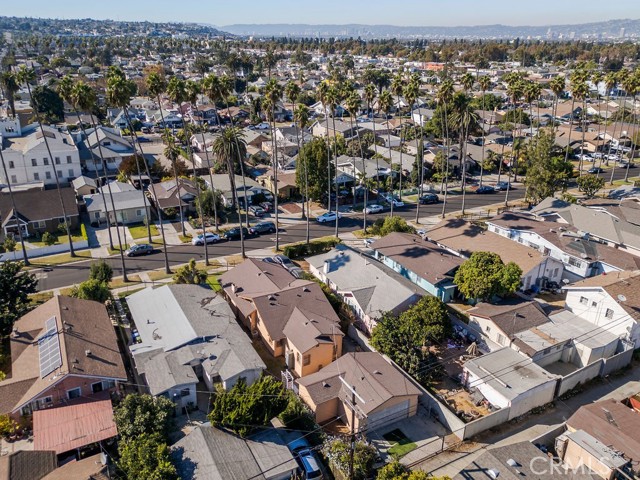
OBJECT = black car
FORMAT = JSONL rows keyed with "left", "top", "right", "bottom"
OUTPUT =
{"left": 475, "top": 185, "right": 495, "bottom": 194}
{"left": 419, "top": 193, "right": 439, "bottom": 204}
{"left": 223, "top": 227, "right": 250, "bottom": 240}
{"left": 588, "top": 167, "right": 604, "bottom": 174}
{"left": 250, "top": 222, "right": 276, "bottom": 235}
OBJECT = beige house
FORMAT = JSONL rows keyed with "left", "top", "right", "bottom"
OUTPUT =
{"left": 297, "top": 352, "right": 421, "bottom": 431}
{"left": 220, "top": 259, "right": 343, "bottom": 377}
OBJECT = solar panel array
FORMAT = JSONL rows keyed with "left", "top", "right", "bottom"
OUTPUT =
{"left": 39, "top": 316, "right": 62, "bottom": 378}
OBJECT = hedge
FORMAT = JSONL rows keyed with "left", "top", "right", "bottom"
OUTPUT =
{"left": 282, "top": 237, "right": 340, "bottom": 260}
{"left": 80, "top": 223, "right": 88, "bottom": 241}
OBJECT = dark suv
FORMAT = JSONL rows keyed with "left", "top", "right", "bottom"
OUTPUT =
{"left": 224, "top": 227, "right": 250, "bottom": 241}
{"left": 250, "top": 222, "right": 276, "bottom": 235}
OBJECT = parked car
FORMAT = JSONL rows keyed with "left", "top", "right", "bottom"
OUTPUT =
{"left": 223, "top": 227, "right": 250, "bottom": 240}
{"left": 259, "top": 202, "right": 272, "bottom": 212}
{"left": 289, "top": 439, "right": 323, "bottom": 480}
{"left": 419, "top": 193, "right": 439, "bottom": 204}
{"left": 588, "top": 166, "right": 604, "bottom": 174}
{"left": 125, "top": 244, "right": 154, "bottom": 257}
{"left": 364, "top": 204, "right": 384, "bottom": 214}
{"left": 253, "top": 122, "right": 270, "bottom": 130}
{"left": 475, "top": 185, "right": 495, "bottom": 194}
{"left": 250, "top": 221, "right": 276, "bottom": 235}
{"left": 137, "top": 136, "right": 151, "bottom": 143}
{"left": 494, "top": 181, "right": 511, "bottom": 191}
{"left": 316, "top": 212, "right": 341, "bottom": 223}
{"left": 618, "top": 161, "right": 636, "bottom": 168}
{"left": 249, "top": 205, "right": 266, "bottom": 217}
{"left": 191, "top": 232, "right": 220, "bottom": 246}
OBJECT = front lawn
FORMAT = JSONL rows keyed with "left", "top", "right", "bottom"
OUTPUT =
{"left": 129, "top": 223, "right": 159, "bottom": 239}
{"left": 108, "top": 244, "right": 130, "bottom": 255}
{"left": 383, "top": 429, "right": 417, "bottom": 458}
{"left": 29, "top": 250, "right": 92, "bottom": 266}
{"left": 30, "top": 232, "right": 85, "bottom": 247}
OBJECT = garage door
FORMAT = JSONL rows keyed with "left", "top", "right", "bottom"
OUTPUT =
{"left": 366, "top": 400, "right": 410, "bottom": 431}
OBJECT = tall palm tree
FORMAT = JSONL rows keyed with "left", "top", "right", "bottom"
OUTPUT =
{"left": 16, "top": 67, "right": 75, "bottom": 255}
{"left": 607, "top": 69, "right": 630, "bottom": 183}
{"left": 549, "top": 75, "right": 566, "bottom": 132}
{"left": 325, "top": 85, "right": 342, "bottom": 237}
{"left": 166, "top": 77, "right": 189, "bottom": 237}
{"left": 163, "top": 133, "right": 187, "bottom": 236}
{"left": 264, "top": 79, "right": 283, "bottom": 251}
{"left": 438, "top": 78, "right": 455, "bottom": 218}
{"left": 599, "top": 72, "right": 617, "bottom": 169}
{"left": 622, "top": 71, "right": 640, "bottom": 182}
{"left": 450, "top": 93, "right": 479, "bottom": 215}
{"left": 478, "top": 75, "right": 491, "bottom": 187}
{"left": 0, "top": 145, "right": 29, "bottom": 264}
{"left": 212, "top": 128, "right": 247, "bottom": 257}
{"left": 390, "top": 72, "right": 406, "bottom": 201}
{"left": 293, "top": 103, "right": 311, "bottom": 244}
{"left": 0, "top": 71, "right": 19, "bottom": 118}
{"left": 403, "top": 74, "right": 423, "bottom": 223}
{"left": 572, "top": 80, "right": 590, "bottom": 176}
{"left": 316, "top": 80, "right": 333, "bottom": 212}
{"left": 562, "top": 69, "right": 585, "bottom": 167}
{"left": 378, "top": 90, "right": 394, "bottom": 216}
{"left": 363, "top": 82, "right": 380, "bottom": 192}
{"left": 460, "top": 73, "right": 474, "bottom": 93}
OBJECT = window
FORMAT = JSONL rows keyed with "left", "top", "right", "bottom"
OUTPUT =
{"left": 66, "top": 156, "right": 72, "bottom": 164}
{"left": 58, "top": 217, "right": 65, "bottom": 224}
{"left": 592, "top": 301, "right": 598, "bottom": 308}
{"left": 91, "top": 382, "right": 104, "bottom": 393}
{"left": 67, "top": 387, "right": 81, "bottom": 400}
{"left": 31, "top": 158, "right": 37, "bottom": 166}
{"left": 568, "top": 257, "right": 582, "bottom": 268}
{"left": 39, "top": 396, "right": 53, "bottom": 407}
{"left": 95, "top": 212, "right": 100, "bottom": 219}
{"left": 136, "top": 209, "right": 143, "bottom": 217}
{"left": 303, "top": 354, "right": 311, "bottom": 366}
{"left": 43, "top": 158, "right": 49, "bottom": 165}
{"left": 10, "top": 175, "right": 17, "bottom": 184}
{"left": 485, "top": 325, "right": 491, "bottom": 333}
{"left": 45, "top": 171, "right": 51, "bottom": 180}
{"left": 57, "top": 170, "right": 63, "bottom": 178}
{"left": 68, "top": 169, "right": 74, "bottom": 177}
{"left": 180, "top": 388, "right": 190, "bottom": 397}
{"left": 104, "top": 380, "right": 116, "bottom": 389}
{"left": 33, "top": 172, "right": 40, "bottom": 181}
{"left": 55, "top": 157, "right": 60, "bottom": 165}
{"left": 553, "top": 268, "right": 559, "bottom": 277}
{"left": 8, "top": 161, "right": 14, "bottom": 169}
{"left": 543, "top": 347, "right": 551, "bottom": 354}
{"left": 580, "top": 296, "right": 589, "bottom": 305}
{"left": 34, "top": 221, "right": 46, "bottom": 229}
{"left": 605, "top": 308, "right": 614, "bottom": 319}
{"left": 497, "top": 334, "right": 506, "bottom": 346}
{"left": 103, "top": 141, "right": 111, "bottom": 146}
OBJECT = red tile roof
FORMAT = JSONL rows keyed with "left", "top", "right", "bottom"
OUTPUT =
{"left": 33, "top": 398, "right": 117, "bottom": 454}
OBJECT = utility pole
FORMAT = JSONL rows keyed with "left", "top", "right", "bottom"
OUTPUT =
{"left": 340, "top": 376, "right": 365, "bottom": 480}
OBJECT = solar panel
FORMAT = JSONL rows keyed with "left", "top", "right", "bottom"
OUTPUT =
{"left": 39, "top": 316, "right": 62, "bottom": 378}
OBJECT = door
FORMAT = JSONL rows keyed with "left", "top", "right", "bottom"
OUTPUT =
{"left": 366, "top": 400, "right": 411, "bottom": 431}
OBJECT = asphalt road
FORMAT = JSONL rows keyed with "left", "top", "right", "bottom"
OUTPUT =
{"left": 34, "top": 188, "right": 526, "bottom": 291}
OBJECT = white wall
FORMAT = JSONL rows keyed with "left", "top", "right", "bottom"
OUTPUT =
{"left": 0, "top": 143, "right": 81, "bottom": 186}
{"left": 509, "top": 379, "right": 557, "bottom": 419}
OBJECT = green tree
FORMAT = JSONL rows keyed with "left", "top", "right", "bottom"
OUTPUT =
{"left": 172, "top": 258, "right": 207, "bottom": 284}
{"left": 297, "top": 137, "right": 332, "bottom": 202}
{"left": 377, "top": 461, "right": 443, "bottom": 480}
{"left": 41, "top": 231, "right": 57, "bottom": 246}
{"left": 70, "top": 279, "right": 111, "bottom": 303}
{"left": 454, "top": 251, "right": 523, "bottom": 302}
{"left": 323, "top": 438, "right": 378, "bottom": 480}
{"left": 3, "top": 236, "right": 16, "bottom": 252}
{"left": 195, "top": 188, "right": 223, "bottom": 218}
{"left": 89, "top": 260, "right": 113, "bottom": 284}
{"left": 524, "top": 129, "right": 574, "bottom": 204}
{"left": 370, "top": 216, "right": 415, "bottom": 236}
{"left": 118, "top": 433, "right": 178, "bottom": 480}
{"left": 0, "top": 261, "right": 38, "bottom": 335}
{"left": 114, "top": 394, "right": 175, "bottom": 441}
{"left": 208, "top": 376, "right": 289, "bottom": 437}
{"left": 577, "top": 174, "right": 605, "bottom": 198}
{"left": 30, "top": 85, "right": 64, "bottom": 123}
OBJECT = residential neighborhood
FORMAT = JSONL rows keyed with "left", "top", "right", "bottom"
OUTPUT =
{"left": 1, "top": 8, "right": 640, "bottom": 480}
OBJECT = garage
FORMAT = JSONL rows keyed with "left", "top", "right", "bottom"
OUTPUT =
{"left": 366, "top": 399, "right": 411, "bottom": 431}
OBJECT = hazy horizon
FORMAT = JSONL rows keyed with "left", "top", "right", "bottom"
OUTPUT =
{"left": 2, "top": 0, "right": 640, "bottom": 28}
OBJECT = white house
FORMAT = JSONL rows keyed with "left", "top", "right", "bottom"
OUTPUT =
{"left": 81, "top": 127, "right": 134, "bottom": 173}
{"left": 0, "top": 124, "right": 81, "bottom": 187}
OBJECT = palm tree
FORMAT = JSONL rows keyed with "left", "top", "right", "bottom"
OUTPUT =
{"left": 524, "top": 81, "right": 541, "bottom": 143}
{"left": 16, "top": 67, "right": 75, "bottom": 256}
{"left": 264, "top": 79, "right": 283, "bottom": 251}
{"left": 345, "top": 88, "right": 365, "bottom": 212}
{"left": 562, "top": 70, "right": 585, "bottom": 167}
{"left": 212, "top": 128, "right": 247, "bottom": 257}
{"left": 316, "top": 80, "right": 333, "bottom": 212}
{"left": 549, "top": 75, "right": 566, "bottom": 132}
{"left": 163, "top": 134, "right": 187, "bottom": 236}
{"left": 404, "top": 74, "right": 423, "bottom": 222}
{"left": 598, "top": 72, "right": 616, "bottom": 169}
{"left": 325, "top": 85, "right": 342, "bottom": 237}
{"left": 460, "top": 73, "right": 474, "bottom": 93}
{"left": 378, "top": 89, "right": 394, "bottom": 216}
{"left": 572, "top": 80, "right": 590, "bottom": 175}
{"left": 622, "top": 71, "right": 640, "bottom": 182}
{"left": 437, "top": 79, "right": 455, "bottom": 218}
{"left": 363, "top": 82, "right": 380, "bottom": 192}
{"left": 390, "top": 72, "right": 406, "bottom": 202}
{"left": 607, "top": 69, "right": 630, "bottom": 183}
{"left": 0, "top": 71, "right": 20, "bottom": 118}
{"left": 0, "top": 145, "right": 29, "bottom": 264}
{"left": 293, "top": 103, "right": 311, "bottom": 244}
{"left": 450, "top": 92, "right": 479, "bottom": 215}
{"left": 478, "top": 75, "right": 491, "bottom": 187}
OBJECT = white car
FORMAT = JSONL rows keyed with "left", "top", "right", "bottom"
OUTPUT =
{"left": 364, "top": 204, "right": 384, "bottom": 214}
{"left": 192, "top": 232, "right": 220, "bottom": 245}
{"left": 316, "top": 211, "right": 341, "bottom": 223}
{"left": 254, "top": 122, "right": 270, "bottom": 130}
{"left": 388, "top": 198, "right": 405, "bottom": 208}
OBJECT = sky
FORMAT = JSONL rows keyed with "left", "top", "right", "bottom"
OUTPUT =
{"left": 3, "top": 0, "right": 640, "bottom": 27}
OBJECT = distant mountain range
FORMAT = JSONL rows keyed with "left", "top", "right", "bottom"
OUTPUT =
{"left": 220, "top": 19, "right": 640, "bottom": 39}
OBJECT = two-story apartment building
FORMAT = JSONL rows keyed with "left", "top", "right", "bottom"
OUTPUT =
{"left": 0, "top": 296, "right": 126, "bottom": 419}
{"left": 220, "top": 259, "right": 343, "bottom": 378}
{"left": 0, "top": 124, "right": 81, "bottom": 187}
{"left": 81, "top": 127, "right": 135, "bottom": 173}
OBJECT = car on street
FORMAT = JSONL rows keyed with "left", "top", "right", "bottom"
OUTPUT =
{"left": 494, "top": 181, "right": 511, "bottom": 191}
{"left": 125, "top": 244, "right": 154, "bottom": 257}
{"left": 223, "top": 227, "right": 250, "bottom": 240}
{"left": 364, "top": 204, "right": 384, "bottom": 214}
{"left": 588, "top": 167, "right": 604, "bottom": 174}
{"left": 252, "top": 122, "right": 270, "bottom": 130}
{"left": 289, "top": 438, "right": 323, "bottom": 479}
{"left": 249, "top": 205, "right": 266, "bottom": 217}
{"left": 419, "top": 193, "right": 439, "bottom": 204}
{"left": 249, "top": 221, "right": 276, "bottom": 235}
{"left": 259, "top": 202, "right": 272, "bottom": 212}
{"left": 475, "top": 185, "right": 495, "bottom": 194}
{"left": 316, "top": 212, "right": 341, "bottom": 223}
{"left": 191, "top": 232, "right": 220, "bottom": 246}
{"left": 136, "top": 136, "right": 151, "bottom": 143}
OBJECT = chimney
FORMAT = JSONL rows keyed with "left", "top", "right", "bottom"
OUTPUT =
{"left": 324, "top": 260, "right": 330, "bottom": 275}
{"left": 85, "top": 349, "right": 92, "bottom": 357}
{"left": 231, "top": 283, "right": 237, "bottom": 294}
